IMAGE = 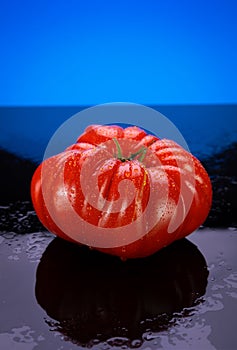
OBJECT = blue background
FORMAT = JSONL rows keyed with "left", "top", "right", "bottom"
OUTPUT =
{"left": 1, "top": 0, "right": 237, "bottom": 106}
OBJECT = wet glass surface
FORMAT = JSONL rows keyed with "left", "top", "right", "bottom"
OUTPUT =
{"left": 0, "top": 206, "right": 237, "bottom": 350}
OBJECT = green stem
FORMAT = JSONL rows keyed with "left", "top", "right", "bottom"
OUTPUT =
{"left": 138, "top": 147, "right": 147, "bottom": 162}
{"left": 112, "top": 138, "right": 147, "bottom": 163}
{"left": 112, "top": 138, "right": 126, "bottom": 161}
{"left": 129, "top": 146, "right": 147, "bottom": 160}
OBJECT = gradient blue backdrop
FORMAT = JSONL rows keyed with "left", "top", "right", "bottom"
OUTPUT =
{"left": 1, "top": 0, "right": 237, "bottom": 106}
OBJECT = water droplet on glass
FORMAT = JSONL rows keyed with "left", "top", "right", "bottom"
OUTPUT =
{"left": 131, "top": 339, "right": 142, "bottom": 348}
{"left": 228, "top": 227, "right": 237, "bottom": 231}
{"left": 143, "top": 331, "right": 154, "bottom": 341}
{"left": 120, "top": 256, "right": 127, "bottom": 262}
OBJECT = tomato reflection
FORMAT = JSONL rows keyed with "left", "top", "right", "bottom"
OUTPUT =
{"left": 35, "top": 238, "right": 208, "bottom": 347}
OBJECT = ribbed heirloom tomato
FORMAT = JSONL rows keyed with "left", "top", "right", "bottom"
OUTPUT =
{"left": 31, "top": 124, "right": 212, "bottom": 259}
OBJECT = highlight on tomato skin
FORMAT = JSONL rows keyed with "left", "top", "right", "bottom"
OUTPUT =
{"left": 31, "top": 124, "right": 212, "bottom": 259}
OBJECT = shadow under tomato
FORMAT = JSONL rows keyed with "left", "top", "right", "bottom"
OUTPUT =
{"left": 35, "top": 238, "right": 208, "bottom": 348}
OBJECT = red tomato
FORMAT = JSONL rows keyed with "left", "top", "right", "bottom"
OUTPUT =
{"left": 31, "top": 125, "right": 212, "bottom": 259}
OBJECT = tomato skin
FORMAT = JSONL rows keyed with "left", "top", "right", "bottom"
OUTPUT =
{"left": 31, "top": 161, "right": 75, "bottom": 242}
{"left": 77, "top": 125, "right": 124, "bottom": 145}
{"left": 31, "top": 125, "right": 212, "bottom": 259}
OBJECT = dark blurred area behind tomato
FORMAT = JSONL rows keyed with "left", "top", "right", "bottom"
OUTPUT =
{"left": 0, "top": 105, "right": 237, "bottom": 228}
{"left": 0, "top": 105, "right": 237, "bottom": 227}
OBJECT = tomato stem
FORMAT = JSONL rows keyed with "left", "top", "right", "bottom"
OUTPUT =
{"left": 113, "top": 138, "right": 126, "bottom": 162}
{"left": 129, "top": 147, "right": 147, "bottom": 161}
{"left": 112, "top": 138, "right": 147, "bottom": 163}
{"left": 138, "top": 147, "right": 147, "bottom": 162}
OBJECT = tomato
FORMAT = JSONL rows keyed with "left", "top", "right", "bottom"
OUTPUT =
{"left": 31, "top": 124, "right": 212, "bottom": 259}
